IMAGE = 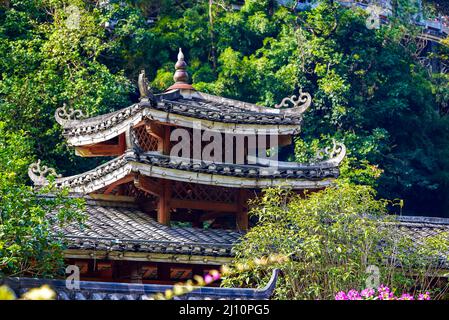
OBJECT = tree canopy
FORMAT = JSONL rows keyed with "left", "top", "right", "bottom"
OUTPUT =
{"left": 0, "top": 0, "right": 449, "bottom": 218}
{"left": 0, "top": 121, "right": 84, "bottom": 277}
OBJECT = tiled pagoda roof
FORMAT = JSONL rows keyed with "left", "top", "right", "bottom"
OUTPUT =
{"left": 52, "top": 198, "right": 240, "bottom": 258}
{"left": 29, "top": 148, "right": 345, "bottom": 193}
{"left": 55, "top": 90, "right": 311, "bottom": 146}
{"left": 50, "top": 197, "right": 449, "bottom": 261}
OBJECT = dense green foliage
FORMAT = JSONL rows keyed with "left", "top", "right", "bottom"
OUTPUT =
{"left": 1, "top": 0, "right": 448, "bottom": 216}
{"left": 0, "top": 0, "right": 133, "bottom": 175}
{"left": 0, "top": 121, "right": 84, "bottom": 277}
{"left": 424, "top": 0, "right": 449, "bottom": 16}
{"left": 222, "top": 183, "right": 449, "bottom": 299}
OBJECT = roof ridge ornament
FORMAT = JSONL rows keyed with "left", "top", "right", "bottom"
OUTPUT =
{"left": 55, "top": 103, "right": 87, "bottom": 125}
{"left": 28, "top": 160, "right": 62, "bottom": 186}
{"left": 174, "top": 48, "right": 189, "bottom": 83}
{"left": 138, "top": 69, "right": 155, "bottom": 102}
{"left": 166, "top": 48, "right": 194, "bottom": 91}
{"left": 275, "top": 88, "right": 312, "bottom": 114}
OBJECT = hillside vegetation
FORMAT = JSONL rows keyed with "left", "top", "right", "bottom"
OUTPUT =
{"left": 1, "top": 0, "right": 449, "bottom": 216}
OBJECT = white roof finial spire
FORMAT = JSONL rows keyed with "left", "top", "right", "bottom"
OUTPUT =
{"left": 173, "top": 47, "right": 189, "bottom": 84}
{"left": 166, "top": 47, "right": 194, "bottom": 91}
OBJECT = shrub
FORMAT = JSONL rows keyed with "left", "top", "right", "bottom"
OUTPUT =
{"left": 222, "top": 182, "right": 449, "bottom": 299}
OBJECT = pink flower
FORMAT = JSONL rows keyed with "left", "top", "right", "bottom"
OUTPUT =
{"left": 418, "top": 292, "right": 431, "bottom": 300}
{"left": 335, "top": 291, "right": 349, "bottom": 300}
{"left": 347, "top": 290, "right": 362, "bottom": 300}
{"left": 378, "top": 292, "right": 395, "bottom": 300}
{"left": 361, "top": 288, "right": 375, "bottom": 298}
{"left": 378, "top": 284, "right": 394, "bottom": 300}
{"left": 335, "top": 286, "right": 430, "bottom": 301}
{"left": 378, "top": 284, "right": 390, "bottom": 294}
{"left": 398, "top": 293, "right": 414, "bottom": 300}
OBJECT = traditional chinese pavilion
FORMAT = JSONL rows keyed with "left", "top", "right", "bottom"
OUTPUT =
{"left": 28, "top": 49, "right": 346, "bottom": 285}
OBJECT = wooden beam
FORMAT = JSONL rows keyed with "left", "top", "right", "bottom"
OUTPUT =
{"left": 118, "top": 133, "right": 126, "bottom": 154}
{"left": 169, "top": 199, "right": 238, "bottom": 212}
{"left": 236, "top": 189, "right": 249, "bottom": 231}
{"left": 75, "top": 145, "right": 123, "bottom": 157}
{"left": 64, "top": 249, "right": 233, "bottom": 265}
{"left": 134, "top": 121, "right": 166, "bottom": 153}
{"left": 139, "top": 122, "right": 164, "bottom": 152}
{"left": 74, "top": 133, "right": 127, "bottom": 157}
{"left": 88, "top": 194, "right": 135, "bottom": 203}
{"left": 134, "top": 175, "right": 163, "bottom": 197}
{"left": 133, "top": 120, "right": 147, "bottom": 128}
{"left": 149, "top": 122, "right": 165, "bottom": 140}
{"left": 103, "top": 174, "right": 135, "bottom": 195}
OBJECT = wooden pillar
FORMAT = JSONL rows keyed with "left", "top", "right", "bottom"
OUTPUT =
{"left": 157, "top": 179, "right": 172, "bottom": 225}
{"left": 118, "top": 133, "right": 127, "bottom": 154}
{"left": 163, "top": 125, "right": 171, "bottom": 155}
{"left": 134, "top": 175, "right": 170, "bottom": 224}
{"left": 236, "top": 189, "right": 249, "bottom": 231}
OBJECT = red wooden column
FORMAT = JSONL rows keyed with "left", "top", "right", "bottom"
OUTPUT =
{"left": 236, "top": 189, "right": 249, "bottom": 231}
{"left": 134, "top": 175, "right": 171, "bottom": 225}
{"left": 158, "top": 125, "right": 172, "bottom": 225}
{"left": 163, "top": 125, "right": 171, "bottom": 155}
{"left": 157, "top": 179, "right": 172, "bottom": 226}
{"left": 118, "top": 133, "right": 127, "bottom": 154}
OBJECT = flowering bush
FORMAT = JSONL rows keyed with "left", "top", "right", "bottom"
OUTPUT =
{"left": 335, "top": 285, "right": 431, "bottom": 300}
{"left": 224, "top": 184, "right": 449, "bottom": 299}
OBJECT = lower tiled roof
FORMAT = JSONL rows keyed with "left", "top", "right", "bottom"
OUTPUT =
{"left": 396, "top": 215, "right": 449, "bottom": 247}
{"left": 53, "top": 199, "right": 241, "bottom": 257}
{"left": 52, "top": 196, "right": 449, "bottom": 259}
{"left": 128, "top": 151, "right": 340, "bottom": 180}
{"left": 2, "top": 269, "right": 280, "bottom": 300}
{"left": 46, "top": 150, "right": 342, "bottom": 194}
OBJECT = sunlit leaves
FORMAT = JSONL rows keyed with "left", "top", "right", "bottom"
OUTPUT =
{"left": 0, "top": 122, "right": 85, "bottom": 277}
{"left": 223, "top": 182, "right": 449, "bottom": 299}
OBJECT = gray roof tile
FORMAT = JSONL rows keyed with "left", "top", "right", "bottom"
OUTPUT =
{"left": 53, "top": 201, "right": 241, "bottom": 257}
